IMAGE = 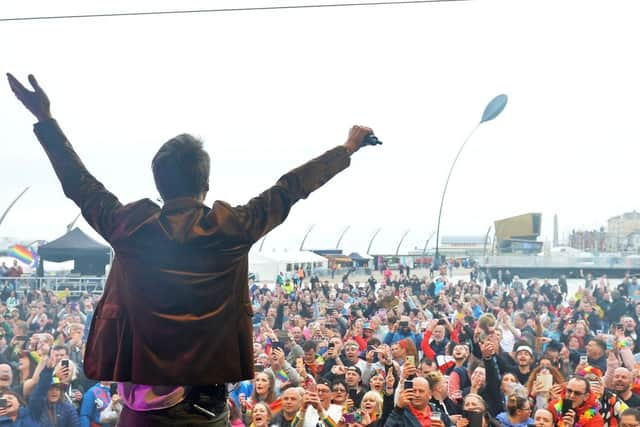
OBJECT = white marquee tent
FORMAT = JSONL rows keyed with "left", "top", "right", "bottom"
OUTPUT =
{"left": 249, "top": 250, "right": 328, "bottom": 282}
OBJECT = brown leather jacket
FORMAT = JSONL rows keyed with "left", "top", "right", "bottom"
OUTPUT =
{"left": 34, "top": 119, "right": 350, "bottom": 385}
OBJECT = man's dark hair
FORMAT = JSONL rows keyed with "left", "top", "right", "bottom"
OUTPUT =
{"left": 302, "top": 340, "right": 317, "bottom": 352}
{"left": 152, "top": 134, "right": 210, "bottom": 200}
{"left": 53, "top": 345, "right": 69, "bottom": 356}
{"left": 331, "top": 378, "right": 348, "bottom": 391}
{"left": 545, "top": 340, "right": 563, "bottom": 353}
{"left": 0, "top": 389, "right": 25, "bottom": 406}
{"left": 622, "top": 408, "right": 640, "bottom": 422}
{"left": 592, "top": 338, "right": 607, "bottom": 352}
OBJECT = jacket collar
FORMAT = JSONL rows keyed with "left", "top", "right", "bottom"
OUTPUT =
{"left": 161, "top": 197, "right": 207, "bottom": 213}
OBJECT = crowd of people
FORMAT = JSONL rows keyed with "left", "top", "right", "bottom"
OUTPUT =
{"left": 1, "top": 265, "right": 640, "bottom": 426}
{"left": 233, "top": 266, "right": 640, "bottom": 427}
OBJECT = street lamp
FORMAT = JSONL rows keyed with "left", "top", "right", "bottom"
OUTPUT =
{"left": 433, "top": 94, "right": 508, "bottom": 269}
{"left": 299, "top": 224, "right": 315, "bottom": 251}
{"left": 336, "top": 226, "right": 350, "bottom": 249}
{"left": 395, "top": 229, "right": 410, "bottom": 256}
{"left": 422, "top": 230, "right": 435, "bottom": 254}
{"left": 366, "top": 227, "right": 382, "bottom": 255}
{"left": 0, "top": 186, "right": 30, "bottom": 230}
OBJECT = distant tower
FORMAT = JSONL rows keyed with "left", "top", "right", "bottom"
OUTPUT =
{"left": 553, "top": 214, "right": 559, "bottom": 247}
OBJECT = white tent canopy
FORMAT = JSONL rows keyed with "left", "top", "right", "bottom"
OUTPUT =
{"left": 249, "top": 250, "right": 328, "bottom": 282}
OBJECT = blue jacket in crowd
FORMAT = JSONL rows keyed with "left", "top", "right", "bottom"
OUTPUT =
{"left": 80, "top": 383, "right": 111, "bottom": 427}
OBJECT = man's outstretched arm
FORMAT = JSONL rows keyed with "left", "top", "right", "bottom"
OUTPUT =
{"left": 225, "top": 125, "right": 375, "bottom": 244}
{"left": 7, "top": 73, "right": 123, "bottom": 241}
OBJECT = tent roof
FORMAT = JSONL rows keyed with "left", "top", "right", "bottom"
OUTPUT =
{"left": 38, "top": 228, "right": 110, "bottom": 262}
{"left": 349, "top": 252, "right": 372, "bottom": 261}
{"left": 250, "top": 250, "right": 327, "bottom": 264}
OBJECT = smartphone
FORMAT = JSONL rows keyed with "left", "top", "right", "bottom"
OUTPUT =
{"left": 464, "top": 410, "right": 484, "bottom": 427}
{"left": 328, "top": 342, "right": 335, "bottom": 349}
{"left": 405, "top": 355, "right": 415, "bottom": 365}
{"left": 561, "top": 399, "right": 573, "bottom": 416}
{"left": 61, "top": 359, "right": 69, "bottom": 369}
{"left": 343, "top": 412, "right": 360, "bottom": 423}
{"left": 348, "top": 388, "right": 358, "bottom": 402}
{"left": 0, "top": 398, "right": 6, "bottom": 408}
{"left": 399, "top": 321, "right": 409, "bottom": 328}
{"left": 606, "top": 335, "right": 615, "bottom": 350}
{"left": 538, "top": 373, "right": 552, "bottom": 391}
{"left": 254, "top": 364, "right": 264, "bottom": 372}
{"left": 579, "top": 355, "right": 588, "bottom": 365}
{"left": 272, "top": 341, "right": 284, "bottom": 351}
{"left": 404, "top": 379, "right": 413, "bottom": 389}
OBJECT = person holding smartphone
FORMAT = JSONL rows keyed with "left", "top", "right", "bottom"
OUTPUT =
{"left": 548, "top": 377, "right": 604, "bottom": 427}
{"left": 582, "top": 370, "right": 629, "bottom": 427}
{"left": 384, "top": 377, "right": 445, "bottom": 427}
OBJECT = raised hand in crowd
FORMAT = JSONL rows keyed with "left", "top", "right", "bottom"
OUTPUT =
{"left": 396, "top": 387, "right": 414, "bottom": 409}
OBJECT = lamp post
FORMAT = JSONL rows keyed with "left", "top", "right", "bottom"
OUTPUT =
{"left": 258, "top": 236, "right": 268, "bottom": 252}
{"left": 0, "top": 186, "right": 30, "bottom": 230}
{"left": 336, "top": 226, "right": 350, "bottom": 249}
{"left": 66, "top": 212, "right": 82, "bottom": 232}
{"left": 483, "top": 225, "right": 492, "bottom": 263}
{"left": 433, "top": 94, "right": 508, "bottom": 269}
{"left": 366, "top": 227, "right": 382, "bottom": 255}
{"left": 395, "top": 229, "right": 410, "bottom": 256}
{"left": 299, "top": 224, "right": 315, "bottom": 251}
{"left": 422, "top": 231, "right": 435, "bottom": 254}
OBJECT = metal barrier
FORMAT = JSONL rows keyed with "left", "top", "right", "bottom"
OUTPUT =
{"left": 0, "top": 276, "right": 106, "bottom": 296}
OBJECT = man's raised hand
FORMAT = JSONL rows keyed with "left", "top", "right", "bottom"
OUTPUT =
{"left": 343, "top": 125, "right": 374, "bottom": 155}
{"left": 7, "top": 73, "right": 52, "bottom": 122}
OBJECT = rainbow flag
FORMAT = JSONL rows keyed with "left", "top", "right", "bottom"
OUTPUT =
{"left": 8, "top": 244, "right": 36, "bottom": 266}
{"left": 269, "top": 398, "right": 282, "bottom": 415}
{"left": 274, "top": 369, "right": 289, "bottom": 383}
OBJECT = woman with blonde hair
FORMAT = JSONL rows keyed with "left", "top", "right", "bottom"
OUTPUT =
{"left": 456, "top": 394, "right": 501, "bottom": 427}
{"left": 250, "top": 402, "right": 274, "bottom": 427}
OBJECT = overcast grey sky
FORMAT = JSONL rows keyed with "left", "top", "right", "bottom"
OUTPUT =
{"left": 1, "top": 0, "right": 639, "bottom": 255}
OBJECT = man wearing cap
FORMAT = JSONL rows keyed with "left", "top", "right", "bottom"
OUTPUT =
{"left": 27, "top": 354, "right": 80, "bottom": 427}
{"left": 345, "top": 365, "right": 367, "bottom": 408}
{"left": 513, "top": 344, "right": 535, "bottom": 384}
